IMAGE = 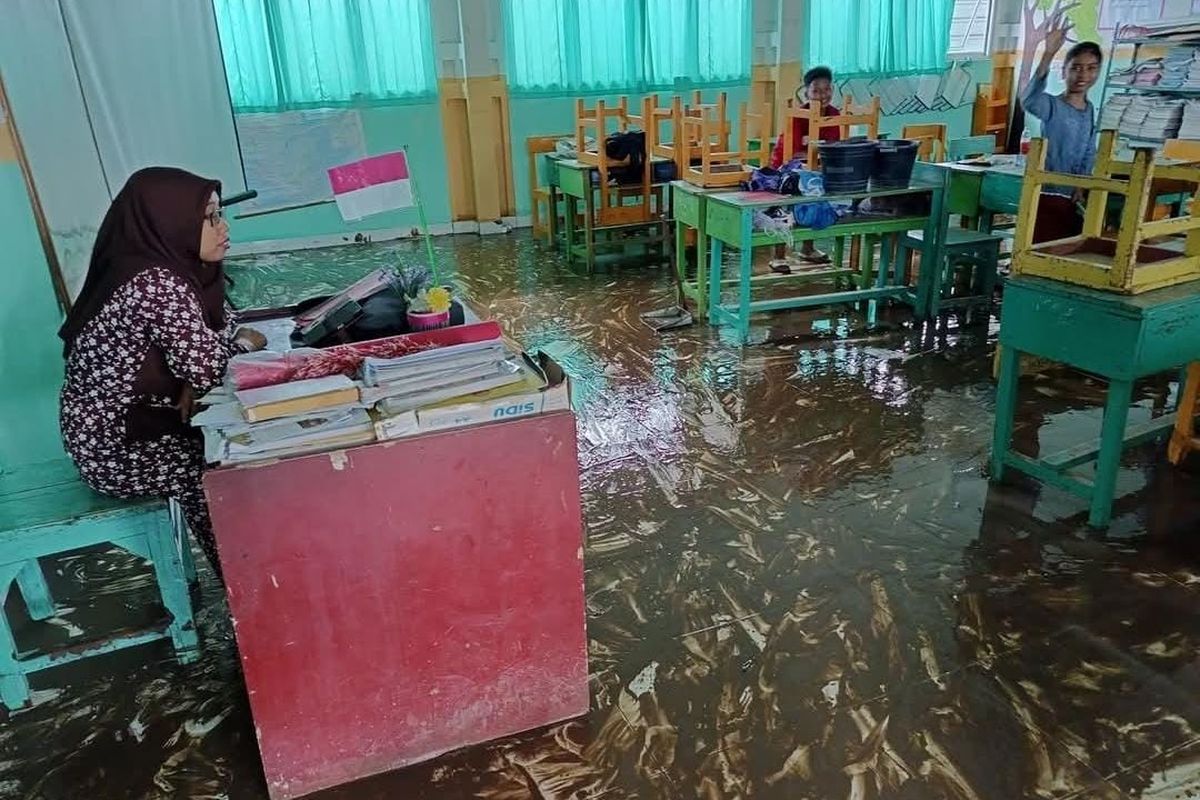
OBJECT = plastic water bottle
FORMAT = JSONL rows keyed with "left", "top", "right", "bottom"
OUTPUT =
{"left": 1017, "top": 128, "right": 1031, "bottom": 168}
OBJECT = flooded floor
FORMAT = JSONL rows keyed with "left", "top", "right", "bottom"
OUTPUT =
{"left": 4, "top": 231, "right": 1200, "bottom": 800}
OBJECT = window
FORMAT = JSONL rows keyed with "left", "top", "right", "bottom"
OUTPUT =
{"left": 502, "top": 0, "right": 750, "bottom": 94}
{"left": 213, "top": 0, "right": 437, "bottom": 112}
{"left": 804, "top": 0, "right": 954, "bottom": 78}
{"left": 947, "top": 0, "right": 992, "bottom": 56}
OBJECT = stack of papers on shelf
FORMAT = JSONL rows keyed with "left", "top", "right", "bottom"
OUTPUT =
{"left": 1099, "top": 94, "right": 1133, "bottom": 130}
{"left": 1110, "top": 59, "right": 1163, "bottom": 87}
{"left": 196, "top": 375, "right": 373, "bottom": 465}
{"left": 1179, "top": 100, "right": 1200, "bottom": 140}
{"left": 1117, "top": 95, "right": 1184, "bottom": 141}
{"left": 1159, "top": 47, "right": 1200, "bottom": 89}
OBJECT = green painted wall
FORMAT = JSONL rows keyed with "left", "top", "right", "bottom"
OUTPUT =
{"left": 0, "top": 162, "right": 68, "bottom": 466}
{"left": 229, "top": 102, "right": 452, "bottom": 243}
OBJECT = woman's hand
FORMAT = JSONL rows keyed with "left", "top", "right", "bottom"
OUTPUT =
{"left": 177, "top": 384, "right": 195, "bottom": 422}
{"left": 233, "top": 326, "right": 267, "bottom": 352}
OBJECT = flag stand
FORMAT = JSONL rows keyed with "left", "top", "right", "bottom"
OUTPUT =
{"left": 404, "top": 145, "right": 440, "bottom": 287}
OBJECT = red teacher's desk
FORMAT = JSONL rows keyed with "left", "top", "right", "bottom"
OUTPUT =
{"left": 204, "top": 410, "right": 588, "bottom": 800}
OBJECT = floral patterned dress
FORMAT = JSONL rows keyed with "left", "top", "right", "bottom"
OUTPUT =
{"left": 60, "top": 267, "right": 236, "bottom": 573}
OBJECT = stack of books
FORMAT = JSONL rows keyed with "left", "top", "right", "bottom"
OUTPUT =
{"left": 1110, "top": 59, "right": 1163, "bottom": 87}
{"left": 1159, "top": 47, "right": 1200, "bottom": 90}
{"left": 1117, "top": 95, "right": 1184, "bottom": 141}
{"left": 1099, "top": 94, "right": 1133, "bottom": 130}
{"left": 194, "top": 375, "right": 373, "bottom": 465}
{"left": 195, "top": 323, "right": 569, "bottom": 464}
{"left": 1178, "top": 100, "right": 1200, "bottom": 140}
{"left": 360, "top": 339, "right": 527, "bottom": 409}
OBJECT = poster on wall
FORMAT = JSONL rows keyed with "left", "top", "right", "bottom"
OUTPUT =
{"left": 236, "top": 110, "right": 368, "bottom": 213}
{"left": 1099, "top": 0, "right": 1165, "bottom": 30}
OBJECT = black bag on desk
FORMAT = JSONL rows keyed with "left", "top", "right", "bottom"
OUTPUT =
{"left": 290, "top": 292, "right": 466, "bottom": 347}
{"left": 604, "top": 130, "right": 646, "bottom": 185}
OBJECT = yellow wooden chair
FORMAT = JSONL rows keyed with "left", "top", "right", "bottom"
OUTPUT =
{"left": 527, "top": 133, "right": 571, "bottom": 243}
{"left": 902, "top": 123, "right": 947, "bottom": 162}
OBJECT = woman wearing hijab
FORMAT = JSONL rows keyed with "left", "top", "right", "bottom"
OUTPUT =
{"left": 59, "top": 167, "right": 264, "bottom": 579}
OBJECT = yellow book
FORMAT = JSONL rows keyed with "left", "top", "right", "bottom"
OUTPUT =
{"left": 235, "top": 375, "right": 361, "bottom": 423}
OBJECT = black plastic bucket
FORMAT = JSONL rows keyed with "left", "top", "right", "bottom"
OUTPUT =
{"left": 817, "top": 138, "right": 878, "bottom": 193}
{"left": 872, "top": 139, "right": 919, "bottom": 189}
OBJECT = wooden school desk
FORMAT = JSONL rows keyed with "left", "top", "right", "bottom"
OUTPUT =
{"left": 203, "top": 329, "right": 588, "bottom": 799}
{"left": 701, "top": 170, "right": 948, "bottom": 343}
{"left": 555, "top": 157, "right": 672, "bottom": 274}
{"left": 991, "top": 276, "right": 1200, "bottom": 528}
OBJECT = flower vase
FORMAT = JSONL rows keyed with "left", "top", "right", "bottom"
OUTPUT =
{"left": 407, "top": 309, "right": 451, "bottom": 331}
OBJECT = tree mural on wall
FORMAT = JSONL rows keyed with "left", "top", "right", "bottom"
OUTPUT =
{"left": 1017, "top": 0, "right": 1101, "bottom": 93}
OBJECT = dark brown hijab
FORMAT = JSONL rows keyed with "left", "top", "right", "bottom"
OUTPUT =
{"left": 59, "top": 168, "right": 226, "bottom": 441}
{"left": 59, "top": 167, "right": 226, "bottom": 357}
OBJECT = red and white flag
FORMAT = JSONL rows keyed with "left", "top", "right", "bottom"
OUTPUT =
{"left": 327, "top": 151, "right": 413, "bottom": 221}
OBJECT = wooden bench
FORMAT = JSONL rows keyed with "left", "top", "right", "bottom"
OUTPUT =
{"left": 0, "top": 458, "right": 198, "bottom": 710}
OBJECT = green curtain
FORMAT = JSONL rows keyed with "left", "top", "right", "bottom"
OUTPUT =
{"left": 503, "top": 0, "right": 749, "bottom": 95}
{"left": 214, "top": 0, "right": 436, "bottom": 111}
{"left": 804, "top": 0, "right": 953, "bottom": 79}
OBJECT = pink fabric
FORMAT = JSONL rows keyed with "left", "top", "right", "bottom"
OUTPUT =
{"left": 229, "top": 321, "right": 504, "bottom": 390}
{"left": 327, "top": 152, "right": 410, "bottom": 194}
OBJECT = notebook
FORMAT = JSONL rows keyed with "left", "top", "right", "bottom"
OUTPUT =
{"left": 235, "top": 375, "right": 361, "bottom": 423}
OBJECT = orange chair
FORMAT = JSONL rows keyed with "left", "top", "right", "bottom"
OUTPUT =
{"left": 902, "top": 123, "right": 947, "bottom": 162}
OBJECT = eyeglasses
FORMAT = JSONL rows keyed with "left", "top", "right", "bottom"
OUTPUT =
{"left": 205, "top": 208, "right": 225, "bottom": 227}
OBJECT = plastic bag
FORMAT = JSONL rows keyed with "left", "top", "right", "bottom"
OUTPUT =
{"left": 792, "top": 201, "right": 838, "bottom": 231}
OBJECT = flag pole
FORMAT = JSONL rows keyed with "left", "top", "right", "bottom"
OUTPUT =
{"left": 403, "top": 145, "right": 440, "bottom": 287}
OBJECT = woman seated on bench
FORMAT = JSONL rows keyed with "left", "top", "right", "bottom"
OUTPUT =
{"left": 58, "top": 168, "right": 265, "bottom": 581}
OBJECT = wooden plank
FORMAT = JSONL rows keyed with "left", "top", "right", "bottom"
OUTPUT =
{"left": 736, "top": 286, "right": 906, "bottom": 313}
{"left": 1043, "top": 414, "right": 1176, "bottom": 470}
{"left": 1001, "top": 452, "right": 1095, "bottom": 499}
{"left": 1112, "top": 150, "right": 1154, "bottom": 291}
{"left": 1140, "top": 215, "right": 1200, "bottom": 239}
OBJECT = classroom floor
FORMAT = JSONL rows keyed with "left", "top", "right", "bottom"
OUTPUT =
{"left": 4, "top": 231, "right": 1200, "bottom": 800}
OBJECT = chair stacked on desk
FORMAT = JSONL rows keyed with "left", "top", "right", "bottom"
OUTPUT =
{"left": 1013, "top": 130, "right": 1200, "bottom": 294}
{"left": 678, "top": 98, "right": 771, "bottom": 188}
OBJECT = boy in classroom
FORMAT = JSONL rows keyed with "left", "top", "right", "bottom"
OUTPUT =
{"left": 770, "top": 65, "right": 840, "bottom": 266}
{"left": 1021, "top": 21, "right": 1102, "bottom": 243}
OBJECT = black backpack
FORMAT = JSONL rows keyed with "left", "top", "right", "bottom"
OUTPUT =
{"left": 604, "top": 130, "right": 646, "bottom": 185}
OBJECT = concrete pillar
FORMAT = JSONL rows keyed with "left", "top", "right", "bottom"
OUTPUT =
{"left": 433, "top": 0, "right": 514, "bottom": 233}
{"left": 751, "top": 0, "right": 804, "bottom": 138}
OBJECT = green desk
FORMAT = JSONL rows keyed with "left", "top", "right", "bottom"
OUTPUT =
{"left": 671, "top": 180, "right": 726, "bottom": 319}
{"left": 554, "top": 159, "right": 671, "bottom": 274}
{"left": 538, "top": 152, "right": 568, "bottom": 249}
{"left": 937, "top": 156, "right": 1024, "bottom": 232}
{"left": 991, "top": 276, "right": 1200, "bottom": 528}
{"left": 703, "top": 172, "right": 947, "bottom": 343}
{"left": 938, "top": 153, "right": 1193, "bottom": 233}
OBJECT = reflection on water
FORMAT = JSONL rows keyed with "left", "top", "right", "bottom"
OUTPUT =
{"left": 4, "top": 231, "right": 1199, "bottom": 799}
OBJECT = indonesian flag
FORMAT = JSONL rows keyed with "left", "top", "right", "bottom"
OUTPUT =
{"left": 327, "top": 151, "right": 413, "bottom": 221}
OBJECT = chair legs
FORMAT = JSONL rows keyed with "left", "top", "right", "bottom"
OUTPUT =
{"left": 0, "top": 564, "right": 31, "bottom": 709}
{"left": 16, "top": 561, "right": 55, "bottom": 621}
{"left": 147, "top": 515, "right": 199, "bottom": 661}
